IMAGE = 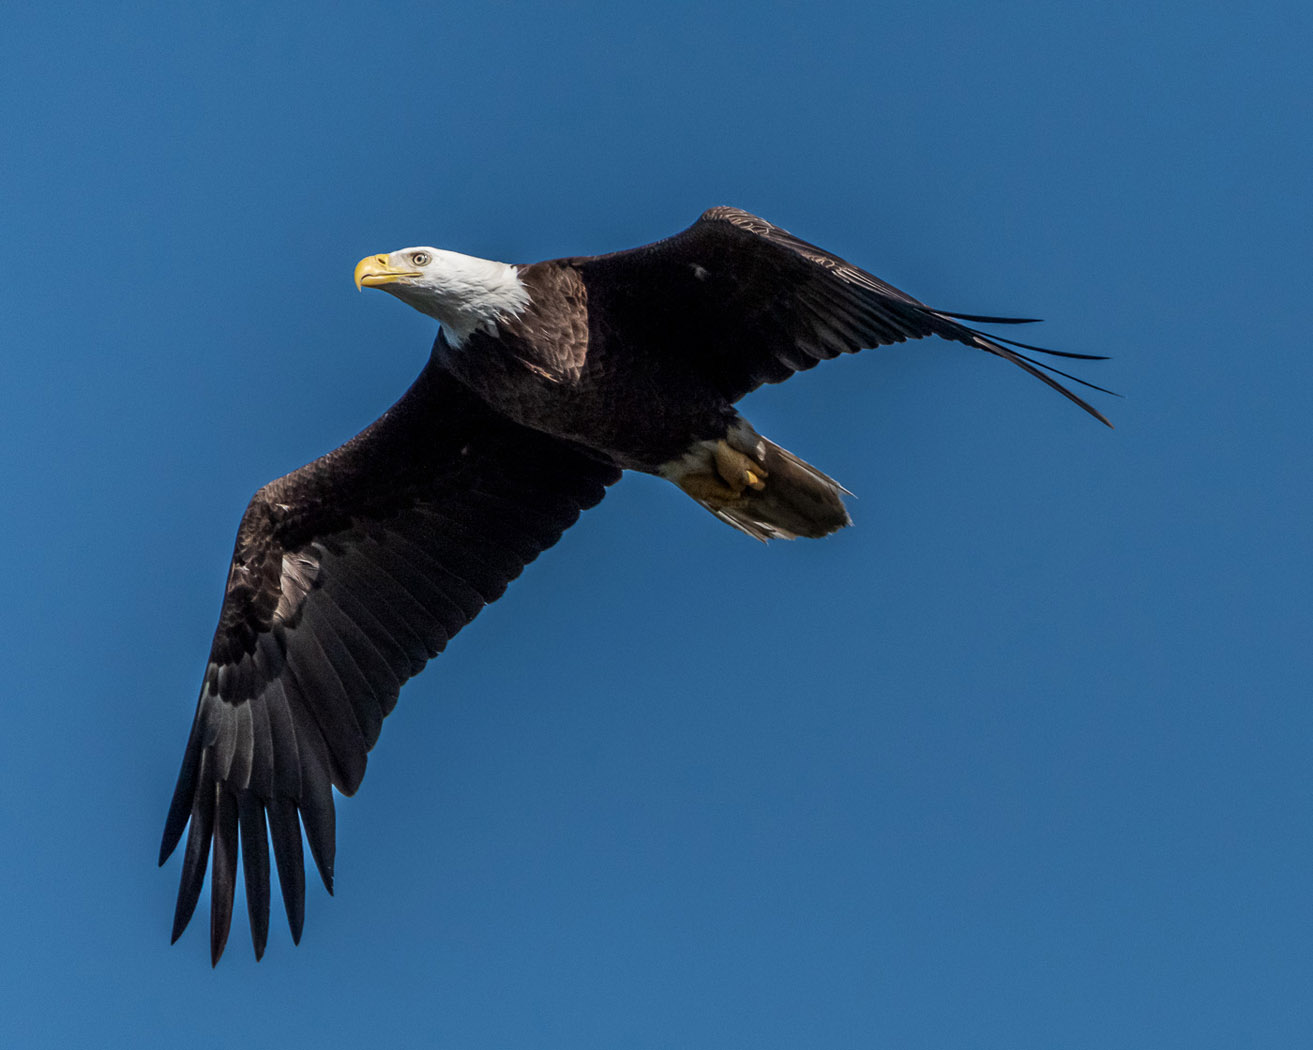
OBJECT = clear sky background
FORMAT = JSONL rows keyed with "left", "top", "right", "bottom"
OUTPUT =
{"left": 3, "top": 2, "right": 1309, "bottom": 1047}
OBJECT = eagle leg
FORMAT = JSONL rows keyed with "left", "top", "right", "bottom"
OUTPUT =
{"left": 678, "top": 470, "right": 742, "bottom": 504}
{"left": 714, "top": 441, "right": 769, "bottom": 493}
{"left": 677, "top": 440, "right": 769, "bottom": 506}
{"left": 664, "top": 423, "right": 850, "bottom": 541}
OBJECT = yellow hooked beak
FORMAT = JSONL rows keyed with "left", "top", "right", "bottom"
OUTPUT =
{"left": 354, "top": 255, "right": 422, "bottom": 291}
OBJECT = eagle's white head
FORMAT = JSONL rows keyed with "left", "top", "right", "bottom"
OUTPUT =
{"left": 354, "top": 247, "right": 531, "bottom": 345}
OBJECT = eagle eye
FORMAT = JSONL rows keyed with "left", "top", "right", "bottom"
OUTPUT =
{"left": 410, "top": 252, "right": 431, "bottom": 267}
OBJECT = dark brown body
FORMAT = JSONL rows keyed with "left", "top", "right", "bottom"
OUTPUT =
{"left": 437, "top": 261, "right": 738, "bottom": 471}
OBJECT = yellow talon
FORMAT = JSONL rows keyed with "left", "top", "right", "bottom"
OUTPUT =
{"left": 673, "top": 439, "right": 770, "bottom": 509}
{"left": 713, "top": 440, "right": 768, "bottom": 494}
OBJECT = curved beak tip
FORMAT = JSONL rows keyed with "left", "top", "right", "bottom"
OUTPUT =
{"left": 353, "top": 255, "right": 378, "bottom": 292}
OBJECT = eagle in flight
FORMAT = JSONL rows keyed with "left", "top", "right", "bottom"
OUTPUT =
{"left": 159, "top": 207, "right": 1111, "bottom": 963}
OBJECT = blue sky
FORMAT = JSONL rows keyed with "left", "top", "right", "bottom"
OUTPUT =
{"left": 3, "top": 2, "right": 1310, "bottom": 1046}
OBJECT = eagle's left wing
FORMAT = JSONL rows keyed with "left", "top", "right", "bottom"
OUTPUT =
{"left": 573, "top": 207, "right": 1114, "bottom": 424}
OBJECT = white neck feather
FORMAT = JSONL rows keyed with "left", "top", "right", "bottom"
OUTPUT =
{"left": 394, "top": 250, "right": 531, "bottom": 345}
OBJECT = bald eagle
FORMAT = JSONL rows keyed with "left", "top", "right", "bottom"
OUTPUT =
{"left": 159, "top": 207, "right": 1110, "bottom": 963}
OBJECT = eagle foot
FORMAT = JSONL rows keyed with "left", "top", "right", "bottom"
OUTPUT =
{"left": 714, "top": 440, "right": 768, "bottom": 493}
{"left": 678, "top": 471, "right": 743, "bottom": 505}
{"left": 677, "top": 440, "right": 769, "bottom": 507}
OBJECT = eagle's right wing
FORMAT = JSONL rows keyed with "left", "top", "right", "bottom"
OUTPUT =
{"left": 159, "top": 351, "right": 620, "bottom": 963}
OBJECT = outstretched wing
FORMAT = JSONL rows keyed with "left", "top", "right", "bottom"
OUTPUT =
{"left": 573, "top": 206, "right": 1113, "bottom": 424}
{"left": 159, "top": 351, "right": 621, "bottom": 964}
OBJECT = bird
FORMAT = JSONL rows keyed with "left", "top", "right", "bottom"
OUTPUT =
{"left": 159, "top": 206, "right": 1112, "bottom": 963}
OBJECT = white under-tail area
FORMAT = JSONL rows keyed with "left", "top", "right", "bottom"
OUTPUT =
{"left": 659, "top": 419, "right": 852, "bottom": 541}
